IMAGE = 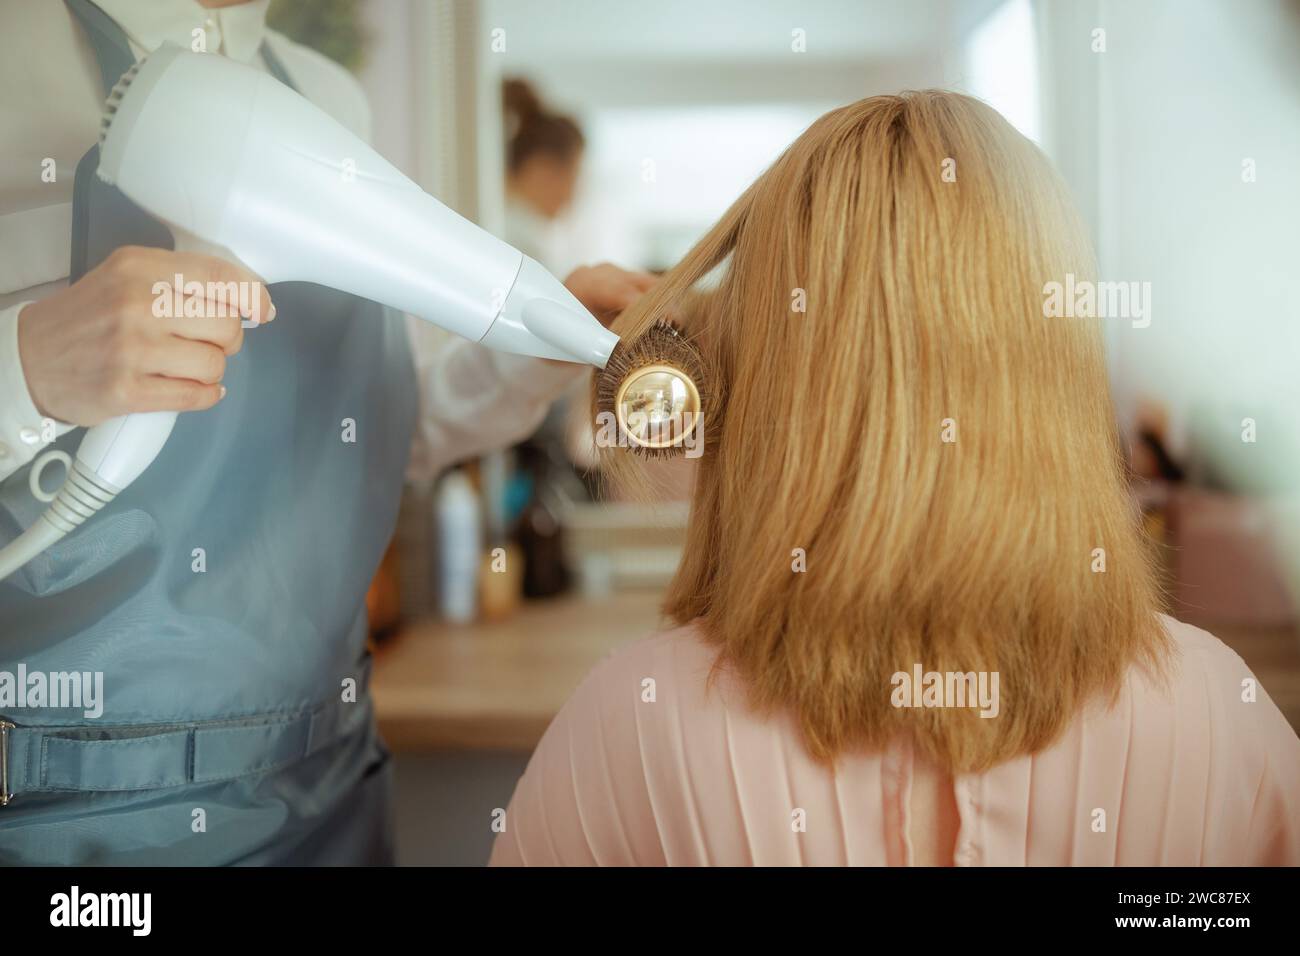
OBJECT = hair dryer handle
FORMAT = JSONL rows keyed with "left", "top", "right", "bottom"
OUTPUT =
{"left": 75, "top": 411, "right": 179, "bottom": 491}
{"left": 70, "top": 235, "right": 236, "bottom": 494}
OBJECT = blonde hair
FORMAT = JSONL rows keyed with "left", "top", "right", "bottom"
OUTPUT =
{"left": 598, "top": 91, "right": 1170, "bottom": 773}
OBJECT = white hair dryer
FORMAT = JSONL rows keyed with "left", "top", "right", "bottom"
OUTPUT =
{"left": 0, "top": 44, "right": 618, "bottom": 581}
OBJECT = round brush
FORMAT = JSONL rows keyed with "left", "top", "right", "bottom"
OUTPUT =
{"left": 594, "top": 320, "right": 708, "bottom": 458}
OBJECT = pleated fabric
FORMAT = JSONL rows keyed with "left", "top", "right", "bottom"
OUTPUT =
{"left": 490, "top": 616, "right": 1300, "bottom": 866}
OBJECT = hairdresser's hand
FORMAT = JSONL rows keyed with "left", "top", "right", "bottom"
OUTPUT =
{"left": 563, "top": 263, "right": 657, "bottom": 327}
{"left": 16, "top": 245, "right": 274, "bottom": 427}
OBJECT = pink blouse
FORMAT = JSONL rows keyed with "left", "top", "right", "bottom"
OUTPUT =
{"left": 490, "top": 615, "right": 1300, "bottom": 866}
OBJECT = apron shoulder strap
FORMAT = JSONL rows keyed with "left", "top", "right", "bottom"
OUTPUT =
{"left": 65, "top": 0, "right": 301, "bottom": 98}
{"left": 63, "top": 0, "right": 154, "bottom": 283}
{"left": 63, "top": 0, "right": 136, "bottom": 95}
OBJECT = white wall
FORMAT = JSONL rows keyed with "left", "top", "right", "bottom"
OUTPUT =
{"left": 1042, "top": 0, "right": 1300, "bottom": 469}
{"left": 358, "top": 0, "right": 491, "bottom": 221}
{"left": 356, "top": 0, "right": 418, "bottom": 180}
{"left": 479, "top": 0, "right": 965, "bottom": 271}
{"left": 1039, "top": 0, "right": 1300, "bottom": 585}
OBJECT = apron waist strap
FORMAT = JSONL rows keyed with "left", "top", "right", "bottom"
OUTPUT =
{"left": 1, "top": 696, "right": 370, "bottom": 801}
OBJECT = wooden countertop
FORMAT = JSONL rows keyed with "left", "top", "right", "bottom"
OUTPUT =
{"left": 373, "top": 594, "right": 1300, "bottom": 754}
{"left": 373, "top": 591, "right": 665, "bottom": 752}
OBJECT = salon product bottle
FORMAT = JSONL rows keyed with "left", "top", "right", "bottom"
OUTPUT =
{"left": 519, "top": 493, "right": 568, "bottom": 598}
{"left": 435, "top": 469, "right": 481, "bottom": 623}
{"left": 517, "top": 453, "right": 569, "bottom": 599}
{"left": 476, "top": 451, "right": 524, "bottom": 619}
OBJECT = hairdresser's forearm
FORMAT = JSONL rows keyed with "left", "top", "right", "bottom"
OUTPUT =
{"left": 408, "top": 331, "right": 580, "bottom": 478}
{"left": 406, "top": 262, "right": 655, "bottom": 479}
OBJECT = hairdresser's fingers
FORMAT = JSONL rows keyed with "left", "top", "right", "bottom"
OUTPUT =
{"left": 564, "top": 263, "right": 658, "bottom": 325}
{"left": 603, "top": 272, "right": 657, "bottom": 313}
{"left": 127, "top": 376, "right": 227, "bottom": 414}
{"left": 139, "top": 339, "right": 228, "bottom": 385}
{"left": 111, "top": 374, "right": 226, "bottom": 416}
{"left": 162, "top": 251, "right": 277, "bottom": 323}
{"left": 624, "top": 270, "right": 657, "bottom": 294}
{"left": 164, "top": 314, "right": 246, "bottom": 356}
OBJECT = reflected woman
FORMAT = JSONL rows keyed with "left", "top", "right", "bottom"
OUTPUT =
{"left": 501, "top": 78, "right": 584, "bottom": 267}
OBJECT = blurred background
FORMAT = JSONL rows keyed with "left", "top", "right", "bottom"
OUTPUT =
{"left": 269, "top": 0, "right": 1300, "bottom": 863}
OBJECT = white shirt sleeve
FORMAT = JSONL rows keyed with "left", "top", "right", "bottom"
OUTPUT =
{"left": 0, "top": 301, "right": 76, "bottom": 483}
{"left": 405, "top": 314, "right": 587, "bottom": 481}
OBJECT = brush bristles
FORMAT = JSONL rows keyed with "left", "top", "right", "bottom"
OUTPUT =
{"left": 594, "top": 320, "right": 708, "bottom": 459}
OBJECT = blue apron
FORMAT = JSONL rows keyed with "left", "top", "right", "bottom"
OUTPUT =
{"left": 0, "top": 0, "right": 417, "bottom": 864}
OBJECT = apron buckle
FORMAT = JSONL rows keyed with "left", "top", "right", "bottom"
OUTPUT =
{"left": 0, "top": 718, "right": 14, "bottom": 806}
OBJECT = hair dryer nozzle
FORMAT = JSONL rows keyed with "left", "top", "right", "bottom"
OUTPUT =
{"left": 521, "top": 300, "right": 619, "bottom": 367}
{"left": 481, "top": 257, "right": 619, "bottom": 366}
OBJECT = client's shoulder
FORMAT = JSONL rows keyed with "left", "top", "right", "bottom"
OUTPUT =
{"left": 590, "top": 619, "right": 720, "bottom": 674}
{"left": 1158, "top": 612, "right": 1244, "bottom": 658}
{"left": 563, "top": 620, "right": 748, "bottom": 736}
{"left": 1106, "top": 614, "right": 1295, "bottom": 749}
{"left": 1147, "top": 613, "right": 1255, "bottom": 688}
{"left": 580, "top": 620, "right": 730, "bottom": 704}
{"left": 496, "top": 623, "right": 728, "bottom": 865}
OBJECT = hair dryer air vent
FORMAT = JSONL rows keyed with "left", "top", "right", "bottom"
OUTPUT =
{"left": 100, "top": 60, "right": 142, "bottom": 148}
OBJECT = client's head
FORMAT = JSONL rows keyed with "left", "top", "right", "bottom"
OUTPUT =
{"left": 598, "top": 91, "right": 1168, "bottom": 773}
